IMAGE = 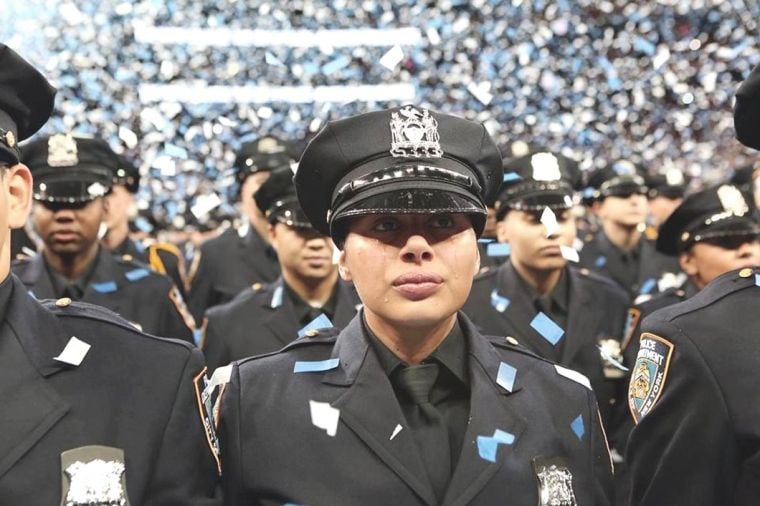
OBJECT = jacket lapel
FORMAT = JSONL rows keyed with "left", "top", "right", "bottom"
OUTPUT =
{"left": 0, "top": 276, "right": 72, "bottom": 478}
{"left": 260, "top": 283, "right": 300, "bottom": 348}
{"left": 82, "top": 248, "right": 123, "bottom": 314}
{"left": 559, "top": 268, "right": 596, "bottom": 363}
{"left": 332, "top": 281, "right": 361, "bottom": 328}
{"left": 322, "top": 317, "right": 438, "bottom": 505}
{"left": 16, "top": 253, "right": 56, "bottom": 300}
{"left": 443, "top": 316, "right": 528, "bottom": 506}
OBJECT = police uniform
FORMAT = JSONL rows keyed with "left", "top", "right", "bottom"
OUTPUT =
{"left": 626, "top": 267, "right": 760, "bottom": 505}
{"left": 16, "top": 135, "right": 195, "bottom": 342}
{"left": 578, "top": 161, "right": 680, "bottom": 299}
{"left": 217, "top": 106, "right": 613, "bottom": 505}
{"left": 0, "top": 42, "right": 218, "bottom": 505}
{"left": 187, "top": 137, "right": 291, "bottom": 320}
{"left": 202, "top": 168, "right": 361, "bottom": 371}
{"left": 734, "top": 61, "right": 760, "bottom": 150}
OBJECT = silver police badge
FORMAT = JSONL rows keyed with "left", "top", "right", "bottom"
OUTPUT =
{"left": 48, "top": 133, "right": 79, "bottom": 167}
{"left": 389, "top": 106, "right": 443, "bottom": 158}
{"left": 60, "top": 446, "right": 130, "bottom": 506}
{"left": 533, "top": 458, "right": 577, "bottom": 506}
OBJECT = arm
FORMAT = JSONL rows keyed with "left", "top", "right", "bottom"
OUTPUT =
{"left": 587, "top": 388, "right": 614, "bottom": 506}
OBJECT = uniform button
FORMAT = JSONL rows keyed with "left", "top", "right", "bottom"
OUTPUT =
{"left": 55, "top": 297, "right": 72, "bottom": 307}
{"left": 579, "top": 268, "right": 590, "bottom": 276}
{"left": 305, "top": 329, "right": 320, "bottom": 338}
{"left": 251, "top": 282, "right": 262, "bottom": 291}
{"left": 738, "top": 268, "right": 753, "bottom": 278}
{"left": 505, "top": 336, "right": 519, "bottom": 346}
{"left": 122, "top": 254, "right": 133, "bottom": 262}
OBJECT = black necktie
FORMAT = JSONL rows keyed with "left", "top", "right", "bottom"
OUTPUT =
{"left": 393, "top": 363, "right": 451, "bottom": 501}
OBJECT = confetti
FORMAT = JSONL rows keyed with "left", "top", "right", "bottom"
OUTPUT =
{"left": 309, "top": 400, "right": 340, "bottom": 437}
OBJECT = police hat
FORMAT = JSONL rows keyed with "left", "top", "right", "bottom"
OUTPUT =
{"left": 656, "top": 184, "right": 759, "bottom": 255}
{"left": 734, "top": 62, "right": 760, "bottom": 151}
{"left": 234, "top": 136, "right": 294, "bottom": 185}
{"left": 496, "top": 150, "right": 577, "bottom": 220}
{"left": 295, "top": 105, "right": 502, "bottom": 243}
{"left": 586, "top": 160, "right": 648, "bottom": 200}
{"left": 0, "top": 44, "right": 56, "bottom": 165}
{"left": 645, "top": 169, "right": 688, "bottom": 200}
{"left": 22, "top": 134, "right": 115, "bottom": 204}
{"left": 254, "top": 167, "right": 314, "bottom": 230}
{"left": 113, "top": 154, "right": 140, "bottom": 194}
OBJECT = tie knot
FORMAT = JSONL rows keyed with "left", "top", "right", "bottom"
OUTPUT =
{"left": 394, "top": 363, "right": 439, "bottom": 405}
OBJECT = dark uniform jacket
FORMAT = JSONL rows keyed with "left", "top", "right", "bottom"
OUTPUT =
{"left": 626, "top": 267, "right": 760, "bottom": 506}
{"left": 0, "top": 275, "right": 219, "bottom": 505}
{"left": 12, "top": 247, "right": 195, "bottom": 342}
{"left": 202, "top": 277, "right": 361, "bottom": 371}
{"left": 577, "top": 230, "right": 680, "bottom": 299}
{"left": 735, "top": 62, "right": 760, "bottom": 150}
{"left": 188, "top": 225, "right": 279, "bottom": 321}
{"left": 112, "top": 238, "right": 190, "bottom": 300}
{"left": 462, "top": 263, "right": 629, "bottom": 428}
{"left": 218, "top": 312, "right": 613, "bottom": 505}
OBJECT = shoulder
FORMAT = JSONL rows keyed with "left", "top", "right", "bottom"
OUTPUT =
{"left": 572, "top": 266, "right": 627, "bottom": 298}
{"left": 235, "top": 327, "right": 339, "bottom": 374}
{"left": 636, "top": 287, "right": 685, "bottom": 313}
{"left": 111, "top": 255, "right": 174, "bottom": 289}
{"left": 473, "top": 265, "right": 498, "bottom": 283}
{"left": 200, "top": 228, "right": 237, "bottom": 253}
{"left": 206, "top": 282, "right": 271, "bottom": 319}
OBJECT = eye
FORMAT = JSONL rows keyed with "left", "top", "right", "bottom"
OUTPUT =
{"left": 372, "top": 217, "right": 399, "bottom": 232}
{"left": 429, "top": 214, "right": 455, "bottom": 229}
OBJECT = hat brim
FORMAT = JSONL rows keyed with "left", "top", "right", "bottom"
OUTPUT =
{"left": 34, "top": 169, "right": 112, "bottom": 203}
{"left": 657, "top": 214, "right": 759, "bottom": 255}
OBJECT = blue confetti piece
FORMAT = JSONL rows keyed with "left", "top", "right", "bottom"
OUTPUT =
{"left": 490, "top": 289, "right": 510, "bottom": 313}
{"left": 91, "top": 281, "right": 118, "bottom": 293}
{"left": 125, "top": 268, "right": 150, "bottom": 282}
{"left": 571, "top": 414, "right": 585, "bottom": 440}
{"left": 633, "top": 36, "right": 656, "bottom": 56}
{"left": 193, "top": 328, "right": 202, "bottom": 346}
{"left": 755, "top": 274, "right": 759, "bottom": 287}
{"left": 270, "top": 285, "right": 283, "bottom": 309}
{"left": 496, "top": 362, "right": 517, "bottom": 392}
{"left": 582, "top": 187, "right": 595, "bottom": 199}
{"left": 322, "top": 55, "right": 351, "bottom": 75}
{"left": 477, "top": 429, "right": 515, "bottom": 463}
{"left": 502, "top": 172, "right": 521, "bottom": 182}
{"left": 639, "top": 278, "right": 656, "bottom": 295}
{"left": 297, "top": 313, "right": 333, "bottom": 338}
{"left": 294, "top": 358, "right": 340, "bottom": 373}
{"left": 530, "top": 312, "right": 565, "bottom": 345}
{"left": 595, "top": 255, "right": 607, "bottom": 268}
{"left": 492, "top": 429, "right": 515, "bottom": 445}
{"left": 486, "top": 242, "right": 511, "bottom": 257}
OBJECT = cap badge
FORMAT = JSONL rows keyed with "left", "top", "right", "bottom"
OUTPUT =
{"left": 716, "top": 185, "right": 748, "bottom": 216}
{"left": 665, "top": 168, "right": 684, "bottom": 186}
{"left": 257, "top": 137, "right": 285, "bottom": 154}
{"left": 531, "top": 152, "right": 561, "bottom": 181}
{"left": 390, "top": 106, "right": 443, "bottom": 158}
{"left": 48, "top": 133, "right": 79, "bottom": 167}
{"left": 5, "top": 130, "right": 15, "bottom": 148}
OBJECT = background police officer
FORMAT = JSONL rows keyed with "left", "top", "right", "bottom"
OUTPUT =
{"left": 0, "top": 42, "right": 218, "bottom": 506}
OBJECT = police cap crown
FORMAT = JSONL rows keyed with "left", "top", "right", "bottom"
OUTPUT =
{"left": 234, "top": 136, "right": 294, "bottom": 184}
{"left": 586, "top": 159, "right": 647, "bottom": 200}
{"left": 294, "top": 105, "right": 502, "bottom": 241}
{"left": 0, "top": 44, "right": 56, "bottom": 165}
{"left": 254, "top": 167, "right": 313, "bottom": 230}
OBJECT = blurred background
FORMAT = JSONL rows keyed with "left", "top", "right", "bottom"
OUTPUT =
{"left": 2, "top": 0, "right": 759, "bottom": 232}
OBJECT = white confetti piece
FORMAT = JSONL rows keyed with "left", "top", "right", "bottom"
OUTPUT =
{"left": 53, "top": 336, "right": 91, "bottom": 367}
{"left": 390, "top": 424, "right": 403, "bottom": 440}
{"left": 309, "top": 400, "right": 340, "bottom": 437}
{"left": 560, "top": 245, "right": 579, "bottom": 263}
{"left": 379, "top": 45, "right": 404, "bottom": 70}
{"left": 540, "top": 207, "right": 559, "bottom": 237}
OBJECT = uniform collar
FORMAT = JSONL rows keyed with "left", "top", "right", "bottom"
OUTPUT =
{"left": 43, "top": 248, "right": 101, "bottom": 299}
{"left": 0, "top": 272, "right": 13, "bottom": 325}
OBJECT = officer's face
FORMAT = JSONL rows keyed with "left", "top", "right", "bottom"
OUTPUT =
{"left": 339, "top": 213, "right": 479, "bottom": 333}
{"left": 594, "top": 193, "right": 648, "bottom": 227}
{"left": 497, "top": 208, "right": 575, "bottom": 272}
{"left": 0, "top": 162, "right": 34, "bottom": 277}
{"left": 679, "top": 238, "right": 760, "bottom": 289}
{"left": 33, "top": 198, "right": 107, "bottom": 257}
{"left": 269, "top": 222, "right": 336, "bottom": 282}
{"left": 104, "top": 185, "right": 134, "bottom": 230}
{"left": 240, "top": 172, "right": 270, "bottom": 220}
{"left": 648, "top": 195, "right": 682, "bottom": 228}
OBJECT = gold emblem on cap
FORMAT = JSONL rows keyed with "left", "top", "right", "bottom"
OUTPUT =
{"left": 389, "top": 106, "right": 443, "bottom": 158}
{"left": 56, "top": 297, "right": 72, "bottom": 307}
{"left": 257, "top": 137, "right": 285, "bottom": 154}
{"left": 5, "top": 130, "right": 15, "bottom": 148}
{"left": 47, "top": 133, "right": 79, "bottom": 167}
{"left": 716, "top": 185, "right": 749, "bottom": 216}
{"left": 739, "top": 267, "right": 753, "bottom": 278}
{"left": 680, "top": 232, "right": 690, "bottom": 242}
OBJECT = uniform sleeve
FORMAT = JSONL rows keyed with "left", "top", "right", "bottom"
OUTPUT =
{"left": 735, "top": 62, "right": 760, "bottom": 150}
{"left": 161, "top": 283, "right": 197, "bottom": 343}
{"left": 202, "top": 313, "right": 231, "bottom": 373}
{"left": 144, "top": 347, "right": 221, "bottom": 506}
{"left": 586, "top": 387, "right": 614, "bottom": 506}
{"left": 626, "top": 318, "right": 733, "bottom": 505}
{"left": 188, "top": 247, "right": 219, "bottom": 323}
{"left": 217, "top": 364, "right": 251, "bottom": 506}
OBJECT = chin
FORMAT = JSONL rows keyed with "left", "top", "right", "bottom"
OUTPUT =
{"left": 381, "top": 299, "right": 461, "bottom": 329}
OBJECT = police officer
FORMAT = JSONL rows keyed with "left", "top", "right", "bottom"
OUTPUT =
{"left": 578, "top": 160, "right": 680, "bottom": 299}
{"left": 644, "top": 168, "right": 688, "bottom": 231}
{"left": 14, "top": 134, "right": 195, "bottom": 341}
{"left": 734, "top": 61, "right": 760, "bottom": 150}
{"left": 0, "top": 42, "right": 218, "bottom": 505}
{"left": 217, "top": 105, "right": 613, "bottom": 505}
{"left": 187, "top": 136, "right": 292, "bottom": 320}
{"left": 626, "top": 266, "right": 760, "bottom": 505}
{"left": 463, "top": 150, "right": 630, "bottom": 431}
{"left": 201, "top": 167, "right": 360, "bottom": 371}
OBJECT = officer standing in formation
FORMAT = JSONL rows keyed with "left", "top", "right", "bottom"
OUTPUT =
{"left": 202, "top": 167, "right": 361, "bottom": 372}
{"left": 622, "top": 64, "right": 760, "bottom": 506}
{"left": 216, "top": 105, "right": 613, "bottom": 505}
{"left": 463, "top": 150, "right": 630, "bottom": 431}
{"left": 187, "top": 136, "right": 292, "bottom": 320}
{"left": 0, "top": 42, "right": 219, "bottom": 505}
{"left": 13, "top": 134, "right": 195, "bottom": 341}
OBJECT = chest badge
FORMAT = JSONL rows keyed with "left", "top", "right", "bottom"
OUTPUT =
{"left": 60, "top": 446, "right": 130, "bottom": 506}
{"left": 533, "top": 457, "right": 577, "bottom": 506}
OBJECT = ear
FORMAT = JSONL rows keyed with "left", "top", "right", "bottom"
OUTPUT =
{"left": 5, "top": 163, "right": 33, "bottom": 229}
{"left": 496, "top": 218, "right": 510, "bottom": 244}
{"left": 337, "top": 248, "right": 352, "bottom": 281}
{"left": 590, "top": 201, "right": 603, "bottom": 218}
{"left": 678, "top": 251, "right": 697, "bottom": 277}
{"left": 473, "top": 246, "right": 481, "bottom": 275}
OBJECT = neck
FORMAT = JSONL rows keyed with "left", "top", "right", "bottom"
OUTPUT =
{"left": 365, "top": 310, "right": 457, "bottom": 365}
{"left": 602, "top": 220, "right": 641, "bottom": 251}
{"left": 282, "top": 268, "right": 339, "bottom": 307}
{"left": 44, "top": 244, "right": 99, "bottom": 281}
{"left": 102, "top": 220, "right": 129, "bottom": 250}
{"left": 511, "top": 259, "right": 562, "bottom": 295}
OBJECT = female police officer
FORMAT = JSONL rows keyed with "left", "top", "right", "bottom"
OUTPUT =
{"left": 217, "top": 106, "right": 613, "bottom": 505}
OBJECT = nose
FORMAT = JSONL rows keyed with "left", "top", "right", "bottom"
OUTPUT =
{"left": 305, "top": 236, "right": 329, "bottom": 250}
{"left": 53, "top": 208, "right": 76, "bottom": 222}
{"left": 400, "top": 233, "right": 434, "bottom": 264}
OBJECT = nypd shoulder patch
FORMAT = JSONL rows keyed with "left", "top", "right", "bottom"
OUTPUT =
{"left": 193, "top": 368, "right": 222, "bottom": 474}
{"left": 628, "top": 332, "right": 674, "bottom": 423}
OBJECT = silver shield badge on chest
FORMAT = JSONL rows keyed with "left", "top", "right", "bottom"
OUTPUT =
{"left": 533, "top": 457, "right": 577, "bottom": 506}
{"left": 60, "top": 446, "right": 130, "bottom": 506}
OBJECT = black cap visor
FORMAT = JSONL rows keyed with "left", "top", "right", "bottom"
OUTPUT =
{"left": 659, "top": 213, "right": 760, "bottom": 255}
{"left": 33, "top": 169, "right": 112, "bottom": 204}
{"left": 497, "top": 189, "right": 573, "bottom": 220}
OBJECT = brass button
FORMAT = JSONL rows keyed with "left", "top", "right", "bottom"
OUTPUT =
{"left": 305, "top": 329, "right": 320, "bottom": 338}
{"left": 55, "top": 297, "right": 72, "bottom": 307}
{"left": 579, "top": 268, "right": 590, "bottom": 276}
{"left": 505, "top": 336, "right": 519, "bottom": 346}
{"left": 251, "top": 282, "right": 262, "bottom": 291}
{"left": 739, "top": 268, "right": 753, "bottom": 278}
{"left": 122, "top": 254, "right": 133, "bottom": 262}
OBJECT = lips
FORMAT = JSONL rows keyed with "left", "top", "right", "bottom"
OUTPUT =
{"left": 51, "top": 230, "right": 79, "bottom": 243}
{"left": 392, "top": 272, "right": 444, "bottom": 301}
